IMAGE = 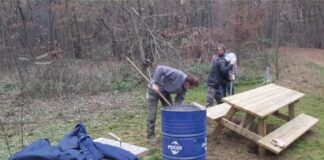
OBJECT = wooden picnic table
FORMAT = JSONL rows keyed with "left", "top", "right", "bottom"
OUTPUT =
{"left": 208, "top": 83, "right": 318, "bottom": 156}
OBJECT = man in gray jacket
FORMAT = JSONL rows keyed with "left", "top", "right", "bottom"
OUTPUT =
{"left": 147, "top": 65, "right": 199, "bottom": 142}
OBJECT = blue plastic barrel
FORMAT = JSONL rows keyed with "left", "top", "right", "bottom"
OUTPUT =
{"left": 161, "top": 104, "right": 207, "bottom": 160}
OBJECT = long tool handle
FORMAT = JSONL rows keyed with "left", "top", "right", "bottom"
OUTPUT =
{"left": 230, "top": 80, "right": 233, "bottom": 96}
{"left": 126, "top": 57, "right": 172, "bottom": 106}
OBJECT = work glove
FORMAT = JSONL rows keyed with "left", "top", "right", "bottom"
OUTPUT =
{"left": 229, "top": 59, "right": 236, "bottom": 65}
{"left": 229, "top": 74, "right": 235, "bottom": 80}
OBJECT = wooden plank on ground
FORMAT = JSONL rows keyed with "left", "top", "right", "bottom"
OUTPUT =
{"left": 94, "top": 138, "right": 149, "bottom": 157}
{"left": 257, "top": 114, "right": 319, "bottom": 154}
{"left": 206, "top": 103, "right": 231, "bottom": 120}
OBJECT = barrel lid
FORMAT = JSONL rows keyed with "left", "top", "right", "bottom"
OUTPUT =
{"left": 162, "top": 104, "right": 202, "bottom": 112}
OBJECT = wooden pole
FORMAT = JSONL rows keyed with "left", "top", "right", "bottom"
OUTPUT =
{"left": 126, "top": 57, "right": 172, "bottom": 106}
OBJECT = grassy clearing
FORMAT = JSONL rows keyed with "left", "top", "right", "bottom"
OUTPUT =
{"left": 1, "top": 59, "right": 323, "bottom": 160}
{"left": 0, "top": 100, "right": 148, "bottom": 160}
{"left": 305, "top": 61, "right": 324, "bottom": 83}
{"left": 282, "top": 94, "right": 324, "bottom": 160}
{"left": 1, "top": 80, "right": 323, "bottom": 160}
{"left": 282, "top": 61, "right": 324, "bottom": 160}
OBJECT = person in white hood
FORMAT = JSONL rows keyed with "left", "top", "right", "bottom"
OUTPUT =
{"left": 223, "top": 52, "right": 237, "bottom": 96}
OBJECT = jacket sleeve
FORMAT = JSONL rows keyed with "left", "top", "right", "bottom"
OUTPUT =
{"left": 174, "top": 90, "right": 186, "bottom": 105}
{"left": 153, "top": 66, "right": 165, "bottom": 87}
{"left": 218, "top": 60, "right": 234, "bottom": 76}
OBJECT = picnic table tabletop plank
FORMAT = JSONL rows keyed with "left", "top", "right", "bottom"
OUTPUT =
{"left": 224, "top": 84, "right": 277, "bottom": 101}
{"left": 243, "top": 88, "right": 296, "bottom": 109}
{"left": 255, "top": 92, "right": 304, "bottom": 117}
{"left": 233, "top": 87, "right": 288, "bottom": 107}
{"left": 223, "top": 83, "right": 304, "bottom": 118}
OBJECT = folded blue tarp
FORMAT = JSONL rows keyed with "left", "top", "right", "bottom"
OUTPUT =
{"left": 11, "top": 123, "right": 139, "bottom": 160}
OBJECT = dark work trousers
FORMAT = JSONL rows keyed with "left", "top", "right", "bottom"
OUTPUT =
{"left": 146, "top": 88, "right": 173, "bottom": 138}
{"left": 222, "top": 80, "right": 234, "bottom": 97}
{"left": 206, "top": 85, "right": 223, "bottom": 107}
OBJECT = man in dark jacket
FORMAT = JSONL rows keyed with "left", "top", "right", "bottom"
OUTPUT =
{"left": 147, "top": 65, "right": 199, "bottom": 143}
{"left": 206, "top": 44, "right": 234, "bottom": 107}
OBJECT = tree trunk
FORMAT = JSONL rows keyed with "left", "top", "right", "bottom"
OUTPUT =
{"left": 0, "top": 0, "right": 9, "bottom": 71}
{"left": 48, "top": 0, "right": 55, "bottom": 50}
{"left": 131, "top": 9, "right": 145, "bottom": 62}
{"left": 16, "top": 0, "right": 32, "bottom": 55}
{"left": 71, "top": 11, "right": 82, "bottom": 59}
{"left": 272, "top": 0, "right": 283, "bottom": 80}
{"left": 101, "top": 17, "right": 119, "bottom": 60}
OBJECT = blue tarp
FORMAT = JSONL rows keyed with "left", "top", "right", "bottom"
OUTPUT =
{"left": 10, "top": 123, "right": 139, "bottom": 160}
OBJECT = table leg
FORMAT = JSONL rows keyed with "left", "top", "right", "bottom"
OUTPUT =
{"left": 273, "top": 111, "right": 290, "bottom": 121}
{"left": 288, "top": 102, "right": 296, "bottom": 120}
{"left": 240, "top": 113, "right": 254, "bottom": 128}
{"left": 210, "top": 107, "right": 237, "bottom": 140}
{"left": 257, "top": 117, "right": 267, "bottom": 156}
{"left": 245, "top": 117, "right": 255, "bottom": 130}
{"left": 239, "top": 113, "right": 249, "bottom": 127}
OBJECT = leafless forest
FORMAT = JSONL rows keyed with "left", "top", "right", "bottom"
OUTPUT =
{"left": 0, "top": 1, "right": 322, "bottom": 73}
{"left": 0, "top": 0, "right": 324, "bottom": 159}
{"left": 1, "top": 0, "right": 323, "bottom": 96}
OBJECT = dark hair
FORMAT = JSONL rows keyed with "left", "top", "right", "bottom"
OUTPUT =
{"left": 217, "top": 43, "right": 226, "bottom": 52}
{"left": 185, "top": 75, "right": 199, "bottom": 87}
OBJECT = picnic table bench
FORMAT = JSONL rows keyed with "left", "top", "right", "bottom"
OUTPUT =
{"left": 205, "top": 83, "right": 319, "bottom": 156}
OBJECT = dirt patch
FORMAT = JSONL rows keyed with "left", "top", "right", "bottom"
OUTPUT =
{"left": 277, "top": 47, "right": 324, "bottom": 94}
{"left": 0, "top": 91, "right": 143, "bottom": 136}
{"left": 279, "top": 47, "right": 324, "bottom": 66}
{"left": 206, "top": 117, "right": 285, "bottom": 160}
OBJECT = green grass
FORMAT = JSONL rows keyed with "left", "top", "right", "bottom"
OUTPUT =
{"left": 282, "top": 61, "right": 324, "bottom": 160}
{"left": 305, "top": 61, "right": 324, "bottom": 83}
{"left": 272, "top": 94, "right": 323, "bottom": 160}
{"left": 0, "top": 105, "right": 149, "bottom": 160}
{"left": 0, "top": 80, "right": 15, "bottom": 95}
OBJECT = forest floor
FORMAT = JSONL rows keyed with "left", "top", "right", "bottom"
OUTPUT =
{"left": 0, "top": 47, "right": 324, "bottom": 160}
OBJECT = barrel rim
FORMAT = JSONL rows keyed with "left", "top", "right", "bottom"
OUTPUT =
{"left": 162, "top": 153, "right": 206, "bottom": 160}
